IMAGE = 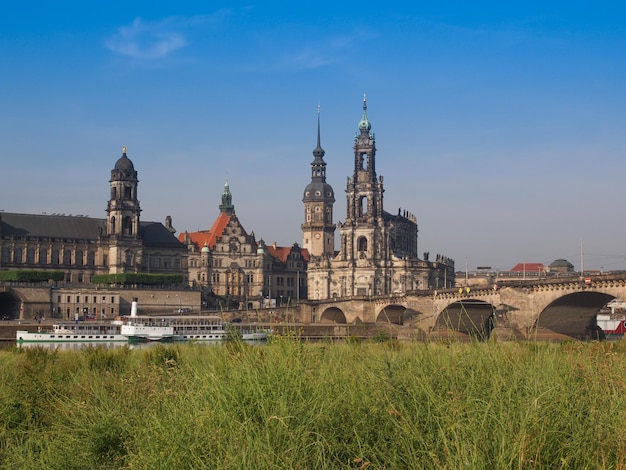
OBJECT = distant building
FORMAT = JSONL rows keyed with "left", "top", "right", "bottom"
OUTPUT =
{"left": 548, "top": 259, "right": 575, "bottom": 273}
{"left": 180, "top": 182, "right": 307, "bottom": 308}
{"left": 305, "top": 97, "right": 454, "bottom": 299}
{"left": 0, "top": 147, "right": 188, "bottom": 317}
{"left": 510, "top": 263, "right": 547, "bottom": 274}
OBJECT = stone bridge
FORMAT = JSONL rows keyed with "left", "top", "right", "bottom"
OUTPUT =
{"left": 298, "top": 274, "right": 626, "bottom": 340}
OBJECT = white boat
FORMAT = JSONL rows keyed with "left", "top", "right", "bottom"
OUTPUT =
{"left": 16, "top": 321, "right": 127, "bottom": 343}
{"left": 121, "top": 315, "right": 270, "bottom": 343}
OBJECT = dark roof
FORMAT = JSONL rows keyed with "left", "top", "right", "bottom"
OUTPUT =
{"left": 549, "top": 259, "right": 574, "bottom": 268}
{"left": 0, "top": 212, "right": 182, "bottom": 248}
{"left": 0, "top": 212, "right": 104, "bottom": 239}
{"left": 114, "top": 154, "right": 135, "bottom": 171}
{"left": 139, "top": 221, "right": 184, "bottom": 248}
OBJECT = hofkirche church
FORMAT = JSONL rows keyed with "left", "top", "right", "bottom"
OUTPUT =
{"left": 303, "top": 98, "right": 455, "bottom": 299}
{"left": 0, "top": 98, "right": 454, "bottom": 318}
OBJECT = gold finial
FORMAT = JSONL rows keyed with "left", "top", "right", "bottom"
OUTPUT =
{"left": 122, "top": 146, "right": 127, "bottom": 154}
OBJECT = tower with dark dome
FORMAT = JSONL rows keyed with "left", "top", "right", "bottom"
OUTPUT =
{"left": 107, "top": 146, "right": 141, "bottom": 238}
{"left": 302, "top": 105, "right": 335, "bottom": 257}
{"left": 106, "top": 146, "right": 143, "bottom": 273}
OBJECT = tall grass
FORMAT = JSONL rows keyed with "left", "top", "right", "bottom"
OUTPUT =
{"left": 0, "top": 339, "right": 625, "bottom": 469}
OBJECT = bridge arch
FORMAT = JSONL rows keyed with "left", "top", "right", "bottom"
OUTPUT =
{"left": 435, "top": 299, "right": 496, "bottom": 339}
{"left": 376, "top": 304, "right": 424, "bottom": 325}
{"left": 536, "top": 291, "right": 614, "bottom": 339}
{"left": 0, "top": 289, "right": 23, "bottom": 320}
{"left": 319, "top": 306, "right": 347, "bottom": 324}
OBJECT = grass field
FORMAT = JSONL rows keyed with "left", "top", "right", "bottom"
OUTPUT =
{"left": 1, "top": 337, "right": 625, "bottom": 469}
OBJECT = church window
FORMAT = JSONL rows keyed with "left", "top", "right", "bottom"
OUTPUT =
{"left": 87, "top": 251, "right": 95, "bottom": 266}
{"left": 76, "top": 250, "right": 83, "bottom": 266}
{"left": 307, "top": 215, "right": 311, "bottom": 222}
{"left": 124, "top": 186, "right": 132, "bottom": 199}
{"left": 111, "top": 187, "right": 117, "bottom": 199}
{"left": 27, "top": 248, "right": 35, "bottom": 264}
{"left": 110, "top": 217, "right": 116, "bottom": 234}
{"left": 360, "top": 152, "right": 368, "bottom": 170}
{"left": 63, "top": 249, "right": 72, "bottom": 266}
{"left": 359, "top": 196, "right": 368, "bottom": 217}
{"left": 125, "top": 251, "right": 133, "bottom": 266}
{"left": 358, "top": 237, "right": 368, "bottom": 252}
{"left": 52, "top": 249, "right": 60, "bottom": 265}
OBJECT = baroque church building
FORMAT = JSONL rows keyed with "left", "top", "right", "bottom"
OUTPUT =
{"left": 305, "top": 98, "right": 455, "bottom": 299}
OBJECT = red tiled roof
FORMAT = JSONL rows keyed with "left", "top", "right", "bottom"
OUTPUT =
{"left": 510, "top": 263, "right": 546, "bottom": 272}
{"left": 178, "top": 212, "right": 231, "bottom": 250}
{"left": 267, "top": 244, "right": 309, "bottom": 262}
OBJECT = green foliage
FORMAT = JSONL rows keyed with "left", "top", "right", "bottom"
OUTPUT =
{"left": 1, "top": 340, "right": 626, "bottom": 468}
{"left": 0, "top": 270, "right": 64, "bottom": 282}
{"left": 83, "top": 345, "right": 130, "bottom": 374}
{"left": 91, "top": 273, "right": 184, "bottom": 286}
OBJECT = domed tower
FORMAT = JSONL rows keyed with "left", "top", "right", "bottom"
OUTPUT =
{"left": 302, "top": 105, "right": 335, "bottom": 257}
{"left": 106, "top": 146, "right": 143, "bottom": 273}
{"left": 106, "top": 146, "right": 141, "bottom": 237}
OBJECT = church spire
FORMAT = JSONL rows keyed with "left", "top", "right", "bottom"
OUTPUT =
{"left": 358, "top": 93, "right": 371, "bottom": 134}
{"left": 310, "top": 104, "right": 327, "bottom": 182}
{"left": 219, "top": 181, "right": 235, "bottom": 215}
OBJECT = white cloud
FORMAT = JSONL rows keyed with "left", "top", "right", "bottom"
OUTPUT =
{"left": 105, "top": 17, "right": 189, "bottom": 60}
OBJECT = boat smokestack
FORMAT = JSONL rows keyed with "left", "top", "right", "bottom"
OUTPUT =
{"left": 131, "top": 298, "right": 138, "bottom": 317}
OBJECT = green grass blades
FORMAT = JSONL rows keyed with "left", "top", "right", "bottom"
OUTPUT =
{"left": 0, "top": 340, "right": 625, "bottom": 468}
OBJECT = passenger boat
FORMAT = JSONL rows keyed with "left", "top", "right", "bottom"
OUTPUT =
{"left": 16, "top": 321, "right": 127, "bottom": 343}
{"left": 597, "top": 299, "right": 626, "bottom": 338}
{"left": 596, "top": 313, "right": 626, "bottom": 338}
{"left": 121, "top": 315, "right": 270, "bottom": 343}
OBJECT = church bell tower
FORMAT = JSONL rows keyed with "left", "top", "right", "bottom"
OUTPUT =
{"left": 302, "top": 105, "right": 335, "bottom": 257}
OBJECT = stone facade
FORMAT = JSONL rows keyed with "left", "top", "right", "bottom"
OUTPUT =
{"left": 0, "top": 148, "right": 188, "bottom": 286}
{"left": 180, "top": 183, "right": 307, "bottom": 309}
{"left": 305, "top": 98, "right": 455, "bottom": 300}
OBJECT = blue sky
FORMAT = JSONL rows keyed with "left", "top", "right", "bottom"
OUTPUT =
{"left": 1, "top": 2, "right": 625, "bottom": 272}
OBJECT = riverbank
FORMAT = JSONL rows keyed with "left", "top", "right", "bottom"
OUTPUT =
{"left": 1, "top": 339, "right": 625, "bottom": 468}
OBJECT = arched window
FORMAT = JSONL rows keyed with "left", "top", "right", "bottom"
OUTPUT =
{"left": 63, "top": 249, "right": 72, "bottom": 266}
{"left": 27, "top": 248, "right": 36, "bottom": 264}
{"left": 52, "top": 249, "right": 60, "bottom": 265}
{"left": 359, "top": 196, "right": 368, "bottom": 217}
{"left": 110, "top": 216, "right": 116, "bottom": 234}
{"left": 14, "top": 247, "right": 22, "bottom": 264}
{"left": 39, "top": 248, "right": 47, "bottom": 265}
{"left": 122, "top": 217, "right": 132, "bottom": 236}
{"left": 87, "top": 251, "right": 96, "bottom": 266}
{"left": 1, "top": 247, "right": 10, "bottom": 263}
{"left": 358, "top": 237, "right": 368, "bottom": 252}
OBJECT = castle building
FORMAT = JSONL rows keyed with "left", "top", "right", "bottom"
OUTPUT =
{"left": 181, "top": 182, "right": 307, "bottom": 309}
{"left": 305, "top": 98, "right": 455, "bottom": 299}
{"left": 0, "top": 147, "right": 189, "bottom": 317}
